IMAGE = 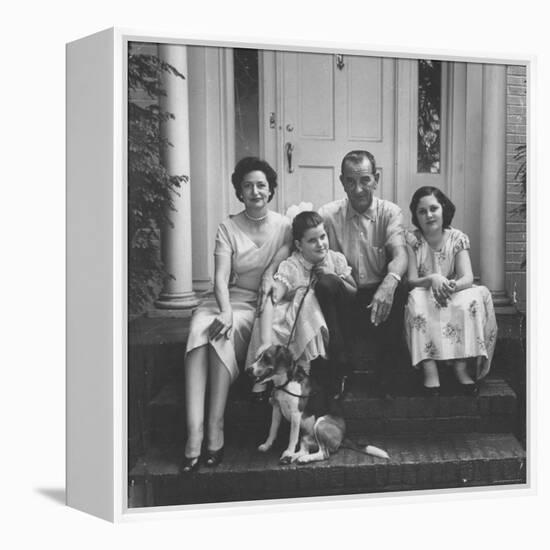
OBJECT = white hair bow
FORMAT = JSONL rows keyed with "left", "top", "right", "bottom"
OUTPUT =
{"left": 284, "top": 202, "right": 314, "bottom": 220}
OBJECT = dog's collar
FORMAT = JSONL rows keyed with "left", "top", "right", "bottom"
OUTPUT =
{"left": 273, "top": 378, "right": 291, "bottom": 391}
{"left": 273, "top": 378, "right": 316, "bottom": 399}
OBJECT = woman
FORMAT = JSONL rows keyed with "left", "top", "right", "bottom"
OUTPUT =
{"left": 405, "top": 186, "right": 497, "bottom": 396}
{"left": 182, "top": 157, "right": 291, "bottom": 471}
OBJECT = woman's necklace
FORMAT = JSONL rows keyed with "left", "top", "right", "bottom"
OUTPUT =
{"left": 244, "top": 210, "right": 268, "bottom": 223}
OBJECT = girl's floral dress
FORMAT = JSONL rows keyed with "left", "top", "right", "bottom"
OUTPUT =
{"left": 405, "top": 228, "right": 497, "bottom": 379}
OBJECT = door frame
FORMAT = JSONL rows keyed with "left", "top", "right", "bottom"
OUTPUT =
{"left": 260, "top": 50, "right": 283, "bottom": 213}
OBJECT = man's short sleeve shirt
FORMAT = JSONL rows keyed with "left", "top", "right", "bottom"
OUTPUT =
{"left": 318, "top": 196, "right": 405, "bottom": 287}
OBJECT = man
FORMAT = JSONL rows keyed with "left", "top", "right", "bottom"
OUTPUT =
{"left": 316, "top": 150, "right": 408, "bottom": 398}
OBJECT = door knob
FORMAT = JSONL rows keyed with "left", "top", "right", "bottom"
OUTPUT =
{"left": 285, "top": 142, "right": 294, "bottom": 173}
{"left": 286, "top": 124, "right": 294, "bottom": 132}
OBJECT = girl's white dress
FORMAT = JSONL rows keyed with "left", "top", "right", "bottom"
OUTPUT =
{"left": 185, "top": 212, "right": 291, "bottom": 382}
{"left": 404, "top": 228, "right": 497, "bottom": 379}
{"left": 246, "top": 250, "right": 352, "bottom": 366}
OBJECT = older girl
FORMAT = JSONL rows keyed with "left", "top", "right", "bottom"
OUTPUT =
{"left": 405, "top": 186, "right": 497, "bottom": 396}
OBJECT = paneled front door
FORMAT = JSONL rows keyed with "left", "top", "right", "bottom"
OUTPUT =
{"left": 263, "top": 52, "right": 397, "bottom": 212}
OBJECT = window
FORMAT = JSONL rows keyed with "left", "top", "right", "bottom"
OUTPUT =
{"left": 417, "top": 60, "right": 442, "bottom": 173}
{"left": 234, "top": 49, "right": 259, "bottom": 160}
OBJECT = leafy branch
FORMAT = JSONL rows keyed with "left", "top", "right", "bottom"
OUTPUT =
{"left": 128, "top": 43, "right": 187, "bottom": 315}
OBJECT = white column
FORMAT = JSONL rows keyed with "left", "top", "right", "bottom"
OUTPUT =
{"left": 479, "top": 64, "right": 510, "bottom": 307}
{"left": 187, "top": 47, "right": 236, "bottom": 291}
{"left": 155, "top": 44, "right": 199, "bottom": 309}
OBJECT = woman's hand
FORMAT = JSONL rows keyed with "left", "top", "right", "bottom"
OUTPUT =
{"left": 257, "top": 275, "right": 277, "bottom": 314}
{"left": 430, "top": 274, "right": 454, "bottom": 306}
{"left": 270, "top": 283, "right": 287, "bottom": 305}
{"left": 208, "top": 310, "right": 233, "bottom": 341}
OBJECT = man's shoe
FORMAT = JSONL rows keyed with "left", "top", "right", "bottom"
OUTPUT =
{"left": 378, "top": 379, "right": 395, "bottom": 399}
{"left": 332, "top": 375, "right": 348, "bottom": 400}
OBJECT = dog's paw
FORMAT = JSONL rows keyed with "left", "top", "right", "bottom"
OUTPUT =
{"left": 291, "top": 452, "right": 308, "bottom": 463}
{"left": 258, "top": 442, "right": 271, "bottom": 452}
{"left": 279, "top": 450, "right": 295, "bottom": 464}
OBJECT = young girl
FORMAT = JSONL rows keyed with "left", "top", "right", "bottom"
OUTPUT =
{"left": 405, "top": 186, "right": 498, "bottom": 396}
{"left": 246, "top": 211, "right": 356, "bottom": 389}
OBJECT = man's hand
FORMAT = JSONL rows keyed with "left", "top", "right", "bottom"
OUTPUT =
{"left": 367, "top": 275, "right": 398, "bottom": 326}
{"left": 312, "top": 264, "right": 334, "bottom": 277}
{"left": 208, "top": 310, "right": 233, "bottom": 340}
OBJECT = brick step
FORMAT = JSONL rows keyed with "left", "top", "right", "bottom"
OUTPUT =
{"left": 128, "top": 432, "right": 526, "bottom": 508}
{"left": 147, "top": 376, "right": 518, "bottom": 447}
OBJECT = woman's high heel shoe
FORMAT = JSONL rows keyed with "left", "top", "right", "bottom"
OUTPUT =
{"left": 204, "top": 447, "right": 224, "bottom": 467}
{"left": 181, "top": 455, "right": 201, "bottom": 473}
{"left": 422, "top": 385, "right": 440, "bottom": 397}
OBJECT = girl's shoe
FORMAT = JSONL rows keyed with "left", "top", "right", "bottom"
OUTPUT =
{"left": 457, "top": 382, "right": 479, "bottom": 397}
{"left": 204, "top": 447, "right": 224, "bottom": 467}
{"left": 250, "top": 389, "right": 269, "bottom": 403}
{"left": 180, "top": 455, "right": 201, "bottom": 473}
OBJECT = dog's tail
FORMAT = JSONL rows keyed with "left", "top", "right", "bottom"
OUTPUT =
{"left": 341, "top": 438, "right": 390, "bottom": 460}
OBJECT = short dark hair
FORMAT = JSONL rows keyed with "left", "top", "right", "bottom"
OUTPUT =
{"left": 341, "top": 150, "right": 377, "bottom": 175}
{"left": 409, "top": 186, "right": 456, "bottom": 230}
{"left": 231, "top": 157, "right": 278, "bottom": 202}
{"left": 292, "top": 211, "right": 324, "bottom": 242}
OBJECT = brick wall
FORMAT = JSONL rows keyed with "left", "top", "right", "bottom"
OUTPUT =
{"left": 505, "top": 65, "right": 527, "bottom": 313}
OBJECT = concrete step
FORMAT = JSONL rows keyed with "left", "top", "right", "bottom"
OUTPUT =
{"left": 147, "top": 376, "right": 518, "bottom": 447}
{"left": 128, "top": 432, "right": 526, "bottom": 508}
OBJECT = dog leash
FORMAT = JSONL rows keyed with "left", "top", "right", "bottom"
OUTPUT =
{"left": 273, "top": 271, "right": 317, "bottom": 399}
{"left": 285, "top": 270, "right": 316, "bottom": 348}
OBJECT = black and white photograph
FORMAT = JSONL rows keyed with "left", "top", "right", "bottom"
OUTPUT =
{"left": 8, "top": 0, "right": 550, "bottom": 546}
{"left": 127, "top": 40, "right": 528, "bottom": 508}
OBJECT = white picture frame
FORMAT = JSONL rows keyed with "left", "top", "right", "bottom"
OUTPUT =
{"left": 66, "top": 27, "right": 532, "bottom": 522}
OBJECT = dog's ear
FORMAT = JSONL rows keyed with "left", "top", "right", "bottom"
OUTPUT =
{"left": 274, "top": 345, "right": 293, "bottom": 366}
{"left": 289, "top": 358, "right": 308, "bottom": 382}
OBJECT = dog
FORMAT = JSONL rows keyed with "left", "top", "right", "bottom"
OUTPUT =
{"left": 246, "top": 345, "right": 390, "bottom": 464}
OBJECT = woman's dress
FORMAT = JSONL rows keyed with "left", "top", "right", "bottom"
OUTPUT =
{"left": 246, "top": 250, "right": 352, "bottom": 367}
{"left": 404, "top": 228, "right": 497, "bottom": 379}
{"left": 185, "top": 212, "right": 291, "bottom": 382}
